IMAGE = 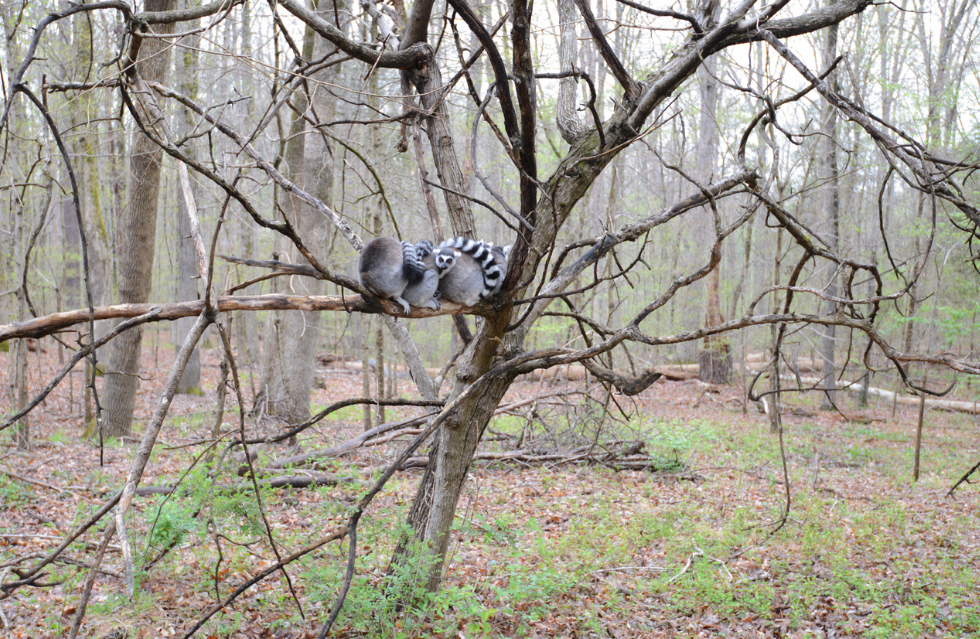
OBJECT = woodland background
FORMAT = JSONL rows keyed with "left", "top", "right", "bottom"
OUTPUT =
{"left": 1, "top": 0, "right": 979, "bottom": 635}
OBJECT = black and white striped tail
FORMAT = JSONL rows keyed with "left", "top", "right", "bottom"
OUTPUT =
{"left": 439, "top": 237, "right": 503, "bottom": 299}
{"left": 415, "top": 239, "right": 434, "bottom": 258}
{"left": 401, "top": 241, "right": 427, "bottom": 285}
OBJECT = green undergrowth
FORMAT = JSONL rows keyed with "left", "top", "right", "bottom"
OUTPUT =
{"left": 39, "top": 397, "right": 979, "bottom": 638}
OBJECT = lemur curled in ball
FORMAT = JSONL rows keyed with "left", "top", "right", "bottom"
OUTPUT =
{"left": 357, "top": 237, "right": 435, "bottom": 313}
{"left": 435, "top": 237, "right": 510, "bottom": 306}
{"left": 401, "top": 240, "right": 457, "bottom": 311}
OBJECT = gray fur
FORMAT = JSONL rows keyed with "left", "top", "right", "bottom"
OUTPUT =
{"left": 357, "top": 237, "right": 423, "bottom": 313}
{"left": 438, "top": 237, "right": 505, "bottom": 301}
{"left": 435, "top": 245, "right": 487, "bottom": 306}
{"left": 402, "top": 243, "right": 446, "bottom": 310}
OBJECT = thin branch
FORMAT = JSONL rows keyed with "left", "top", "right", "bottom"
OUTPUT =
{"left": 573, "top": 0, "right": 641, "bottom": 100}
{"left": 614, "top": 0, "right": 702, "bottom": 33}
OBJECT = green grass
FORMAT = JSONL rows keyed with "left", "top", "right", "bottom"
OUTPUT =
{"left": 25, "top": 392, "right": 977, "bottom": 638}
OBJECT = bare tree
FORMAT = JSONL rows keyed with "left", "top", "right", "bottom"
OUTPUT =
{"left": 818, "top": 17, "right": 841, "bottom": 410}
{"left": 101, "top": 0, "right": 179, "bottom": 438}
{"left": 2, "top": 0, "right": 980, "bottom": 634}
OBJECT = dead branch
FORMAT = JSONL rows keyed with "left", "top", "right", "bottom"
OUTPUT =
{"left": 182, "top": 527, "right": 347, "bottom": 639}
{"left": 135, "top": 472, "right": 355, "bottom": 496}
{"left": 581, "top": 361, "right": 662, "bottom": 396}
{"left": 947, "top": 459, "right": 980, "bottom": 497}
{"left": 0, "top": 293, "right": 484, "bottom": 343}
{"left": 786, "top": 375, "right": 979, "bottom": 414}
{"left": 0, "top": 309, "right": 162, "bottom": 433}
{"left": 400, "top": 441, "right": 688, "bottom": 472}
{"left": 261, "top": 394, "right": 575, "bottom": 472}
{"left": 66, "top": 520, "right": 115, "bottom": 639}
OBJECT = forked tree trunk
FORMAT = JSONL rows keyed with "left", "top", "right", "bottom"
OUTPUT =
{"left": 385, "top": 0, "right": 873, "bottom": 597}
{"left": 101, "top": 0, "right": 178, "bottom": 438}
{"left": 389, "top": 99, "right": 638, "bottom": 593}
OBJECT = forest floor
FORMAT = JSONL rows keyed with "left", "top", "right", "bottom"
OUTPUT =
{"left": 1, "top": 339, "right": 979, "bottom": 639}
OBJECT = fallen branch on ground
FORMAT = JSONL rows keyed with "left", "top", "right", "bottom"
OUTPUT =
{"left": 788, "top": 375, "right": 979, "bottom": 414}
{"left": 135, "top": 472, "right": 356, "bottom": 496}
{"left": 400, "top": 441, "right": 688, "bottom": 472}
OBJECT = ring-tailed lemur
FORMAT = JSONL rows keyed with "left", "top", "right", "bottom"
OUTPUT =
{"left": 401, "top": 240, "right": 455, "bottom": 310}
{"left": 357, "top": 237, "right": 430, "bottom": 314}
{"left": 435, "top": 237, "right": 508, "bottom": 305}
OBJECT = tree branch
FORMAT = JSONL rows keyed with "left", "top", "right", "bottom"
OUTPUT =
{"left": 0, "top": 294, "right": 488, "bottom": 343}
{"left": 277, "top": 0, "right": 430, "bottom": 68}
{"left": 573, "top": 0, "right": 641, "bottom": 100}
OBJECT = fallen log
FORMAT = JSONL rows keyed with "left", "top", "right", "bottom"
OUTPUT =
{"left": 400, "top": 441, "right": 686, "bottom": 472}
{"left": 521, "top": 365, "right": 588, "bottom": 382}
{"left": 399, "top": 449, "right": 687, "bottom": 472}
{"left": 656, "top": 366, "right": 700, "bottom": 381}
{"left": 328, "top": 359, "right": 441, "bottom": 377}
{"left": 135, "top": 472, "right": 353, "bottom": 496}
{"left": 788, "top": 375, "right": 979, "bottom": 414}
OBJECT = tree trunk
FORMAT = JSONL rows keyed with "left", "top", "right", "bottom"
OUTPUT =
{"left": 174, "top": 4, "right": 202, "bottom": 395}
{"left": 819, "top": 20, "right": 840, "bottom": 410}
{"left": 101, "top": 0, "right": 178, "bottom": 438}
{"left": 11, "top": 212, "right": 29, "bottom": 450}
{"left": 256, "top": 2, "right": 336, "bottom": 430}
{"left": 695, "top": 1, "right": 729, "bottom": 385}
{"left": 389, "top": 313, "right": 515, "bottom": 593}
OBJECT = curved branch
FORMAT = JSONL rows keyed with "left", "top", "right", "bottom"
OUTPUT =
{"left": 573, "top": 0, "right": 640, "bottom": 100}
{"left": 277, "top": 0, "right": 429, "bottom": 68}
{"left": 627, "top": 0, "right": 875, "bottom": 131}
{"left": 614, "top": 0, "right": 702, "bottom": 33}
{"left": 444, "top": 0, "right": 521, "bottom": 146}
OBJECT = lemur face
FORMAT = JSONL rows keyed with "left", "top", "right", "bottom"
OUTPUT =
{"left": 434, "top": 249, "right": 459, "bottom": 274}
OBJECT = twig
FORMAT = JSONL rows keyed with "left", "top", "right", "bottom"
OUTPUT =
{"left": 182, "top": 529, "right": 347, "bottom": 639}
{"left": 66, "top": 519, "right": 116, "bottom": 639}
{"left": 666, "top": 543, "right": 704, "bottom": 584}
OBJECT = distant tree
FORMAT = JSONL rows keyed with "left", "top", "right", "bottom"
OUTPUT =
{"left": 100, "top": 0, "right": 179, "bottom": 438}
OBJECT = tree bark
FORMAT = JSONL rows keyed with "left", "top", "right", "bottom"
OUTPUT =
{"left": 256, "top": 0, "right": 338, "bottom": 430}
{"left": 557, "top": 0, "right": 588, "bottom": 143}
{"left": 818, "top": 19, "right": 840, "bottom": 410}
{"left": 101, "top": 0, "right": 178, "bottom": 438}
{"left": 695, "top": 0, "right": 729, "bottom": 385}
{"left": 174, "top": 3, "right": 202, "bottom": 394}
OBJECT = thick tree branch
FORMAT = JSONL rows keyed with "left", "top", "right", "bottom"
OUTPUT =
{"left": 0, "top": 294, "right": 486, "bottom": 343}
{"left": 712, "top": 0, "right": 874, "bottom": 51}
{"left": 140, "top": 0, "right": 245, "bottom": 23}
